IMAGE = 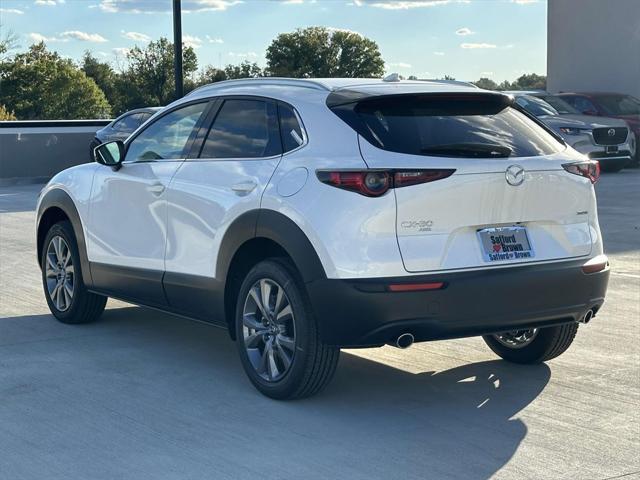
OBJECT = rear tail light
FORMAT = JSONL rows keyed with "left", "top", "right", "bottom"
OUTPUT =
{"left": 316, "top": 169, "right": 455, "bottom": 197}
{"left": 562, "top": 161, "right": 600, "bottom": 184}
{"left": 582, "top": 255, "right": 609, "bottom": 274}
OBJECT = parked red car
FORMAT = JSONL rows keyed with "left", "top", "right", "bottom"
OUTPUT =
{"left": 557, "top": 92, "right": 640, "bottom": 166}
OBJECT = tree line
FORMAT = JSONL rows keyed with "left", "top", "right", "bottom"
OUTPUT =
{"left": 0, "top": 26, "right": 546, "bottom": 120}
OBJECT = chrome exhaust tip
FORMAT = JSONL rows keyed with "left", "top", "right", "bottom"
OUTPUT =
{"left": 581, "top": 309, "right": 594, "bottom": 324}
{"left": 394, "top": 333, "right": 415, "bottom": 349}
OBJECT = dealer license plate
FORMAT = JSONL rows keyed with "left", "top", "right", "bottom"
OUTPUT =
{"left": 477, "top": 226, "right": 534, "bottom": 262}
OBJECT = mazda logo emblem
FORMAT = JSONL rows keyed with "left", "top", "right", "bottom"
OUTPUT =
{"left": 607, "top": 128, "right": 616, "bottom": 137}
{"left": 505, "top": 164, "right": 525, "bottom": 186}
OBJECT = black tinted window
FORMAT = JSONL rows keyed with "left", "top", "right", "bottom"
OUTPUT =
{"left": 200, "top": 99, "right": 281, "bottom": 158}
{"left": 335, "top": 94, "right": 563, "bottom": 158}
{"left": 278, "top": 103, "right": 305, "bottom": 152}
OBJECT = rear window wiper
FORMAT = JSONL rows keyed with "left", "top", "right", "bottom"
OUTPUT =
{"left": 420, "top": 143, "right": 512, "bottom": 158}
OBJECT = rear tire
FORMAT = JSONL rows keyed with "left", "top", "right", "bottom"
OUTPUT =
{"left": 235, "top": 259, "right": 340, "bottom": 400}
{"left": 41, "top": 221, "right": 107, "bottom": 324}
{"left": 483, "top": 323, "right": 579, "bottom": 364}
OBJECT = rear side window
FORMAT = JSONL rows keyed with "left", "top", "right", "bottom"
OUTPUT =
{"left": 200, "top": 99, "right": 281, "bottom": 159}
{"left": 332, "top": 94, "right": 563, "bottom": 158}
{"left": 278, "top": 103, "right": 305, "bottom": 152}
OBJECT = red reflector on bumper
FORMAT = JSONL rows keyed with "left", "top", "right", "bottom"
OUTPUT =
{"left": 388, "top": 282, "right": 445, "bottom": 292}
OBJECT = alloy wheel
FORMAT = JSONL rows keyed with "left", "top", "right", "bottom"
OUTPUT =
{"left": 45, "top": 235, "right": 75, "bottom": 312}
{"left": 242, "top": 278, "right": 296, "bottom": 382}
{"left": 493, "top": 329, "right": 538, "bottom": 349}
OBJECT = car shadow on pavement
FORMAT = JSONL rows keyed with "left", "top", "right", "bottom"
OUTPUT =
{"left": 0, "top": 306, "right": 550, "bottom": 480}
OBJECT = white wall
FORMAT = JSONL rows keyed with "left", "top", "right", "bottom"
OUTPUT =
{"left": 547, "top": 0, "right": 640, "bottom": 97}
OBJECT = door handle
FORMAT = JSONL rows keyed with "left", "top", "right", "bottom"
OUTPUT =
{"left": 231, "top": 181, "right": 257, "bottom": 195}
{"left": 148, "top": 183, "right": 166, "bottom": 195}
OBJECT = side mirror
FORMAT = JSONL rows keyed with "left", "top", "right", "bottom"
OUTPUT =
{"left": 94, "top": 140, "right": 125, "bottom": 170}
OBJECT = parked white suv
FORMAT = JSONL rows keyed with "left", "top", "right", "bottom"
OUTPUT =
{"left": 37, "top": 78, "right": 610, "bottom": 399}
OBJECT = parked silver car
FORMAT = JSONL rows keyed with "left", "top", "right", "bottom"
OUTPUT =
{"left": 507, "top": 92, "right": 634, "bottom": 172}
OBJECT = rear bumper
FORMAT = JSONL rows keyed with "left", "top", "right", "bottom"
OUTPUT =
{"left": 306, "top": 258, "right": 609, "bottom": 347}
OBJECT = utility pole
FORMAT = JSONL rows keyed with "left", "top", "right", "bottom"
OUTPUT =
{"left": 173, "top": 0, "right": 183, "bottom": 99}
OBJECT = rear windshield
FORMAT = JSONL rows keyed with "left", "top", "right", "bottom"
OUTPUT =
{"left": 331, "top": 94, "right": 564, "bottom": 158}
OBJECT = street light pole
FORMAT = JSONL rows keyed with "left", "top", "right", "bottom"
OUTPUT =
{"left": 173, "top": 0, "right": 184, "bottom": 100}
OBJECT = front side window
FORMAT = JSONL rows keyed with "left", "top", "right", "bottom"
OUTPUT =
{"left": 334, "top": 94, "right": 563, "bottom": 158}
{"left": 200, "top": 99, "right": 281, "bottom": 159}
{"left": 125, "top": 103, "right": 207, "bottom": 162}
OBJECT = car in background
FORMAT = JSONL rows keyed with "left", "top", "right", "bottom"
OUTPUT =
{"left": 556, "top": 92, "right": 640, "bottom": 166}
{"left": 89, "top": 107, "right": 160, "bottom": 160}
{"left": 508, "top": 93, "right": 634, "bottom": 172}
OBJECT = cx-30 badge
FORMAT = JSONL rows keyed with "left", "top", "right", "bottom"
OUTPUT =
{"left": 505, "top": 164, "right": 525, "bottom": 186}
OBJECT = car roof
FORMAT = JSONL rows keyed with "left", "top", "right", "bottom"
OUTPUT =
{"left": 502, "top": 90, "right": 547, "bottom": 96}
{"left": 185, "top": 77, "right": 484, "bottom": 104}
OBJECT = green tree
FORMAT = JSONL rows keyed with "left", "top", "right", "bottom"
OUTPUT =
{"left": 0, "top": 42, "right": 111, "bottom": 119}
{"left": 80, "top": 51, "right": 118, "bottom": 105}
{"left": 266, "top": 26, "right": 384, "bottom": 78}
{"left": 509, "top": 73, "right": 546, "bottom": 90}
{"left": 474, "top": 77, "right": 498, "bottom": 90}
{"left": 198, "top": 65, "right": 228, "bottom": 84}
{"left": 225, "top": 61, "right": 262, "bottom": 79}
{"left": 120, "top": 37, "right": 198, "bottom": 108}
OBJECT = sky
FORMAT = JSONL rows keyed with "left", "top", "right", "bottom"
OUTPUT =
{"left": 0, "top": 0, "right": 548, "bottom": 82}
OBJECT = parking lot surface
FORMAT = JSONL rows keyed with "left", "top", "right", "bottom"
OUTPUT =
{"left": 1, "top": 170, "right": 638, "bottom": 480}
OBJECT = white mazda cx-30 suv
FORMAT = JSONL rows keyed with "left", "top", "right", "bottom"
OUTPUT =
{"left": 37, "top": 78, "right": 610, "bottom": 399}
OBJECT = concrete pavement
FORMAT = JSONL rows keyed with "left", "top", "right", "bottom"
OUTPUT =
{"left": 0, "top": 170, "right": 638, "bottom": 480}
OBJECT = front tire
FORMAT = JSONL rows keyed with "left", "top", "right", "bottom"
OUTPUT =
{"left": 41, "top": 221, "right": 107, "bottom": 324}
{"left": 483, "top": 323, "right": 579, "bottom": 364}
{"left": 235, "top": 259, "right": 340, "bottom": 400}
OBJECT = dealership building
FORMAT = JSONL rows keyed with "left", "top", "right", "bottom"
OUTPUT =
{"left": 547, "top": 0, "right": 640, "bottom": 98}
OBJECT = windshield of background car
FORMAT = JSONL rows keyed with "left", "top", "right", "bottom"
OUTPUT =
{"left": 540, "top": 96, "right": 580, "bottom": 114}
{"left": 514, "top": 96, "right": 559, "bottom": 117}
{"left": 332, "top": 93, "right": 563, "bottom": 158}
{"left": 596, "top": 95, "right": 640, "bottom": 116}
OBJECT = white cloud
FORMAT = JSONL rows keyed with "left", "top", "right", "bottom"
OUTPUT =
{"left": 206, "top": 35, "right": 224, "bottom": 44}
{"left": 183, "top": 35, "right": 203, "bottom": 48}
{"left": 0, "top": 8, "right": 24, "bottom": 15}
{"left": 35, "top": 0, "right": 65, "bottom": 4}
{"left": 480, "top": 71, "right": 494, "bottom": 76}
{"left": 0, "top": 7, "right": 25, "bottom": 14}
{"left": 455, "top": 27, "right": 474, "bottom": 36}
{"left": 60, "top": 31, "right": 108, "bottom": 42}
{"left": 354, "top": 0, "right": 452, "bottom": 9}
{"left": 461, "top": 42, "right": 496, "bottom": 49}
{"left": 387, "top": 62, "right": 412, "bottom": 69}
{"left": 511, "top": 0, "right": 538, "bottom": 4}
{"left": 121, "top": 31, "right": 151, "bottom": 42}
{"left": 229, "top": 51, "right": 258, "bottom": 58}
{"left": 112, "top": 47, "right": 130, "bottom": 56}
{"left": 28, "top": 32, "right": 67, "bottom": 43}
{"left": 99, "top": 0, "right": 242, "bottom": 13}
{"left": 433, "top": 51, "right": 445, "bottom": 56}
